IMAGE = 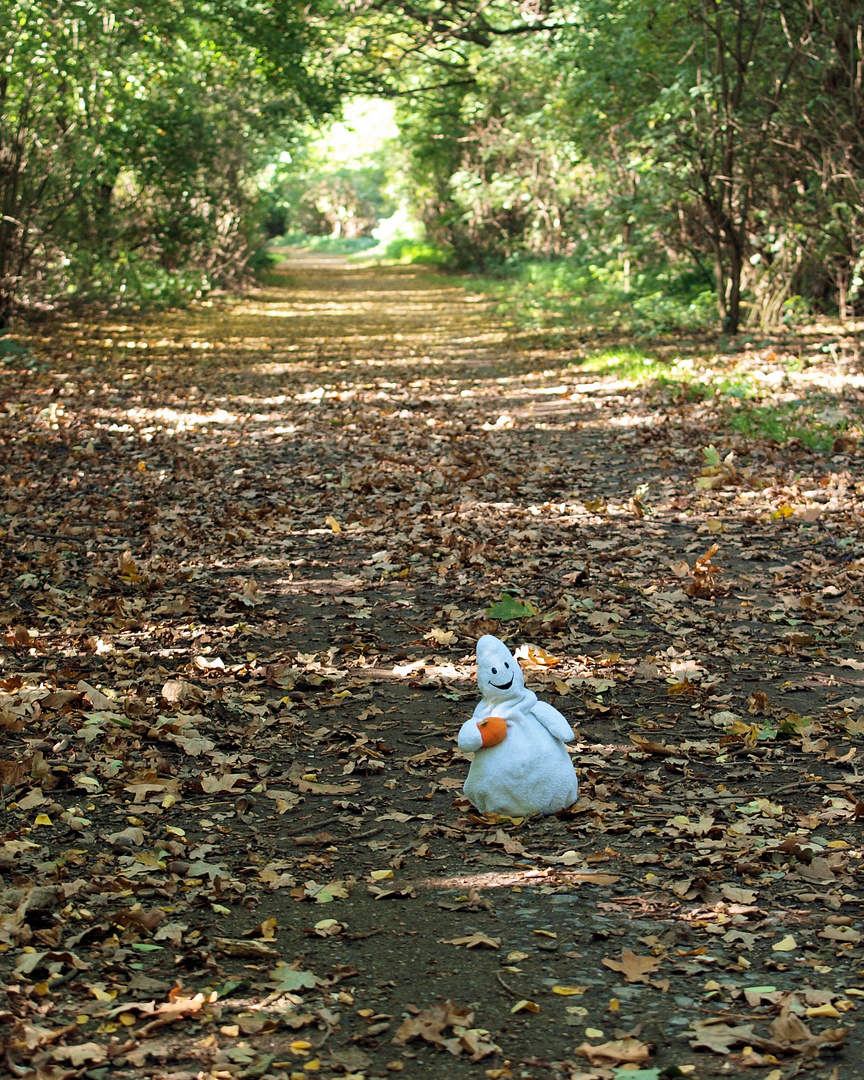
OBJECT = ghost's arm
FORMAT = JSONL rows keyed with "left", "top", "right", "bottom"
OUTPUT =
{"left": 532, "top": 700, "right": 575, "bottom": 742}
{"left": 458, "top": 716, "right": 483, "bottom": 753}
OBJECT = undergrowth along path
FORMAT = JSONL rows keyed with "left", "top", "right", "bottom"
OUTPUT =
{"left": 1, "top": 260, "right": 863, "bottom": 1079}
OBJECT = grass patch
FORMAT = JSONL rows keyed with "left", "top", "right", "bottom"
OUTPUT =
{"left": 569, "top": 349, "right": 755, "bottom": 400}
{"left": 379, "top": 240, "right": 451, "bottom": 266}
{"left": 472, "top": 255, "right": 717, "bottom": 337}
{"left": 269, "top": 233, "right": 379, "bottom": 254}
{"left": 574, "top": 347, "right": 665, "bottom": 379}
{"left": 727, "top": 400, "right": 851, "bottom": 450}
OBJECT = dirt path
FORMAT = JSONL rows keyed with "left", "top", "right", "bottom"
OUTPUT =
{"left": 1, "top": 263, "right": 863, "bottom": 1079}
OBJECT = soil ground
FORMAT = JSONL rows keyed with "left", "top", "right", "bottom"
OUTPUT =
{"left": 1, "top": 257, "right": 863, "bottom": 1080}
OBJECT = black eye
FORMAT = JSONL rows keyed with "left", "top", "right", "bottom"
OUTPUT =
{"left": 491, "top": 667, "right": 497, "bottom": 674}
{"left": 504, "top": 662, "right": 510, "bottom": 669}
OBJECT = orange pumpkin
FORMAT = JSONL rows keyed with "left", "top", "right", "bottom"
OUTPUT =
{"left": 477, "top": 715, "right": 508, "bottom": 747}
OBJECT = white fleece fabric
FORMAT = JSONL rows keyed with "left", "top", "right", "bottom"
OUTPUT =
{"left": 458, "top": 635, "right": 579, "bottom": 816}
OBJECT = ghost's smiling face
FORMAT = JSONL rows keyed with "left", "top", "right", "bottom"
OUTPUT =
{"left": 476, "top": 635, "right": 525, "bottom": 700}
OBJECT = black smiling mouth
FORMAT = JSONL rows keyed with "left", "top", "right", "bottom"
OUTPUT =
{"left": 490, "top": 676, "right": 514, "bottom": 690}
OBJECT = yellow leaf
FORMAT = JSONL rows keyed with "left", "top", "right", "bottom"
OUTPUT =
{"left": 510, "top": 999, "right": 540, "bottom": 1014}
{"left": 370, "top": 869, "right": 394, "bottom": 881}
{"left": 303, "top": 1061, "right": 320, "bottom": 1072}
{"left": 772, "top": 935, "right": 797, "bottom": 952}
{"left": 515, "top": 644, "right": 561, "bottom": 668}
{"left": 324, "top": 515, "right": 341, "bottom": 533}
{"left": 552, "top": 986, "right": 587, "bottom": 996}
{"left": 771, "top": 504, "right": 794, "bottom": 519}
{"left": 119, "top": 1012, "right": 136, "bottom": 1026}
{"left": 34, "top": 814, "right": 52, "bottom": 826}
{"left": 220, "top": 1025, "right": 240, "bottom": 1037}
{"left": 290, "top": 1040, "right": 312, "bottom": 1054}
{"left": 585, "top": 1027, "right": 605, "bottom": 1038}
{"left": 805, "top": 1003, "right": 841, "bottom": 1018}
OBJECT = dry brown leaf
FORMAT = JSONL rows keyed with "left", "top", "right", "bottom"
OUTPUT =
{"left": 393, "top": 1000, "right": 474, "bottom": 1048}
{"left": 575, "top": 1036, "right": 652, "bottom": 1065}
{"left": 50, "top": 1042, "right": 107, "bottom": 1066}
{"left": 439, "top": 933, "right": 501, "bottom": 949}
{"left": 601, "top": 948, "right": 662, "bottom": 983}
{"left": 629, "top": 732, "right": 678, "bottom": 756}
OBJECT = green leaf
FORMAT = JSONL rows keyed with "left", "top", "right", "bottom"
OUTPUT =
{"left": 702, "top": 444, "right": 720, "bottom": 467}
{"left": 131, "top": 943, "right": 163, "bottom": 952}
{"left": 778, "top": 713, "right": 810, "bottom": 736}
{"left": 486, "top": 594, "right": 538, "bottom": 620}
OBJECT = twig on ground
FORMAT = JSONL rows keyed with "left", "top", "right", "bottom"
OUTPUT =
{"left": 495, "top": 971, "right": 521, "bottom": 998}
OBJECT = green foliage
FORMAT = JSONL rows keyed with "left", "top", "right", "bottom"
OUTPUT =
{"left": 486, "top": 594, "right": 538, "bottom": 620}
{"left": 380, "top": 241, "right": 451, "bottom": 265}
{"left": 275, "top": 234, "right": 379, "bottom": 253}
{"left": 0, "top": 332, "right": 32, "bottom": 364}
{"left": 474, "top": 254, "right": 716, "bottom": 337}
{"left": 726, "top": 401, "right": 851, "bottom": 452}
{"left": 260, "top": 99, "right": 401, "bottom": 243}
{"left": 0, "top": 0, "right": 334, "bottom": 322}
{"left": 7, "top": 0, "right": 864, "bottom": 328}
{"left": 317, "top": 0, "right": 864, "bottom": 331}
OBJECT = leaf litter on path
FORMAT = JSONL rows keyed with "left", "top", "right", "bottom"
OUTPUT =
{"left": 0, "top": 263, "right": 862, "bottom": 1078}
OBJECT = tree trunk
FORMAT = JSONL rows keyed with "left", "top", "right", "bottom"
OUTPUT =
{"left": 713, "top": 246, "right": 728, "bottom": 329}
{"left": 838, "top": 269, "right": 849, "bottom": 321}
{"left": 723, "top": 244, "right": 743, "bottom": 334}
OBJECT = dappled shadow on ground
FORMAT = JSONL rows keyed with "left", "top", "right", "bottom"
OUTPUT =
{"left": 0, "top": 263, "right": 863, "bottom": 1079}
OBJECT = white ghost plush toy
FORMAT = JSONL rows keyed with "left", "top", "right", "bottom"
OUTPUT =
{"left": 457, "top": 635, "right": 579, "bottom": 817}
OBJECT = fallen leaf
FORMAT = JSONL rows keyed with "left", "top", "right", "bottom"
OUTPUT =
{"left": 486, "top": 594, "right": 537, "bottom": 620}
{"left": 601, "top": 948, "right": 662, "bottom": 983}
{"left": 439, "top": 933, "right": 501, "bottom": 949}
{"left": 575, "top": 1036, "right": 652, "bottom": 1065}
